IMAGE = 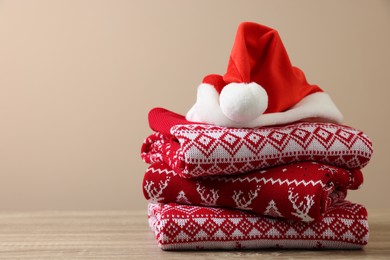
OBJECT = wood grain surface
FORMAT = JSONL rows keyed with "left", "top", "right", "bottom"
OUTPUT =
{"left": 0, "top": 209, "right": 389, "bottom": 259}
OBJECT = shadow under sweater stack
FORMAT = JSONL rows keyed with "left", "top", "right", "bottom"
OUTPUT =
{"left": 140, "top": 22, "right": 373, "bottom": 250}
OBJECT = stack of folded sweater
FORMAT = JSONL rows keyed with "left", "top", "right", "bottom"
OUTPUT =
{"left": 140, "top": 22, "right": 373, "bottom": 250}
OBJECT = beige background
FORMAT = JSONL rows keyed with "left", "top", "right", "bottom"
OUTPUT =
{"left": 0, "top": 0, "right": 389, "bottom": 210}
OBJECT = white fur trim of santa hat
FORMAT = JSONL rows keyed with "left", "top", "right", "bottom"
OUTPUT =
{"left": 186, "top": 83, "right": 343, "bottom": 128}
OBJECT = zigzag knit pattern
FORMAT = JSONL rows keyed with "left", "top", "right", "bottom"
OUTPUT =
{"left": 142, "top": 119, "right": 372, "bottom": 178}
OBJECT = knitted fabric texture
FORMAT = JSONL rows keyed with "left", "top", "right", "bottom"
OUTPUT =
{"left": 142, "top": 108, "right": 373, "bottom": 178}
{"left": 148, "top": 201, "right": 368, "bottom": 250}
{"left": 143, "top": 162, "right": 363, "bottom": 222}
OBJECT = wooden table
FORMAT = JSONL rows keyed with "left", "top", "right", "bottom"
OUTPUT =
{"left": 0, "top": 209, "right": 389, "bottom": 259}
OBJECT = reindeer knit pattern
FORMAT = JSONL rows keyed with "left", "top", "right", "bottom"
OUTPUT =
{"left": 143, "top": 162, "right": 363, "bottom": 222}
{"left": 142, "top": 109, "right": 373, "bottom": 178}
{"left": 148, "top": 201, "right": 368, "bottom": 250}
{"left": 141, "top": 108, "right": 373, "bottom": 250}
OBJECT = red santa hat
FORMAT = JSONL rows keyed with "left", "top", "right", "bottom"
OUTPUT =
{"left": 186, "top": 22, "right": 343, "bottom": 127}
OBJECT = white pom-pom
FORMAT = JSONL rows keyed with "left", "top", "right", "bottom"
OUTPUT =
{"left": 219, "top": 82, "right": 268, "bottom": 123}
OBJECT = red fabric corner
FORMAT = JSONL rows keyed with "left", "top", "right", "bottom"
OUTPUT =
{"left": 148, "top": 107, "right": 199, "bottom": 136}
